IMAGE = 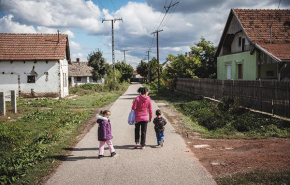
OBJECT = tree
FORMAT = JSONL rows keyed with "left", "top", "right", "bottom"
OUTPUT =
{"left": 163, "top": 54, "right": 201, "bottom": 81}
{"left": 190, "top": 37, "right": 217, "bottom": 78}
{"left": 136, "top": 60, "right": 148, "bottom": 79}
{"left": 87, "top": 50, "right": 107, "bottom": 81}
{"left": 115, "top": 61, "right": 134, "bottom": 82}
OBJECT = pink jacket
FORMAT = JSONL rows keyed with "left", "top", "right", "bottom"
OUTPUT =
{"left": 132, "top": 95, "right": 153, "bottom": 122}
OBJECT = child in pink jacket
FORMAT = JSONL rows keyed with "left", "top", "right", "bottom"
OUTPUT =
{"left": 132, "top": 87, "right": 153, "bottom": 150}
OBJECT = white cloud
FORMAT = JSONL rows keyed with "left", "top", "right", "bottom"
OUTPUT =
{"left": 186, "top": 23, "right": 193, "bottom": 27}
{"left": 70, "top": 41, "right": 82, "bottom": 50}
{"left": 0, "top": 0, "right": 106, "bottom": 34}
{"left": 36, "top": 26, "right": 56, "bottom": 33}
{"left": 72, "top": 53, "right": 85, "bottom": 61}
{"left": 0, "top": 14, "right": 36, "bottom": 33}
{"left": 63, "top": 30, "right": 75, "bottom": 38}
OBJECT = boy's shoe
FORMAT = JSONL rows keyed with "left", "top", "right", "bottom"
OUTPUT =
{"left": 111, "top": 152, "right": 116, "bottom": 157}
{"left": 160, "top": 140, "right": 163, "bottom": 147}
{"left": 98, "top": 155, "right": 104, "bottom": 159}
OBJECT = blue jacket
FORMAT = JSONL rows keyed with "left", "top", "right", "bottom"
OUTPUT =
{"left": 97, "top": 114, "right": 113, "bottom": 141}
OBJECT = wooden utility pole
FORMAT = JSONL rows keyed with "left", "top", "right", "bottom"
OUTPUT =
{"left": 120, "top": 50, "right": 128, "bottom": 63}
{"left": 146, "top": 50, "right": 150, "bottom": 83}
{"left": 102, "top": 18, "right": 123, "bottom": 84}
{"left": 151, "top": 29, "right": 163, "bottom": 91}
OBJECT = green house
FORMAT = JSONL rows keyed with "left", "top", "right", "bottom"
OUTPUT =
{"left": 216, "top": 9, "right": 290, "bottom": 81}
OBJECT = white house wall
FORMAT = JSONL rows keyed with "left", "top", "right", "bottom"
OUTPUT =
{"left": 231, "top": 32, "right": 250, "bottom": 53}
{"left": 0, "top": 60, "right": 65, "bottom": 97}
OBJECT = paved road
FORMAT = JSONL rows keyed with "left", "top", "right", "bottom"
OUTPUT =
{"left": 45, "top": 83, "right": 216, "bottom": 185}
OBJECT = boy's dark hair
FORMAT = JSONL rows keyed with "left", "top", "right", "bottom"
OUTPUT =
{"left": 156, "top": 109, "right": 161, "bottom": 116}
{"left": 137, "top": 87, "right": 149, "bottom": 95}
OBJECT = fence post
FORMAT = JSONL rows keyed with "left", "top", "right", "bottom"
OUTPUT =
{"left": 0, "top": 92, "right": 5, "bottom": 116}
{"left": 11, "top": 90, "right": 17, "bottom": 113}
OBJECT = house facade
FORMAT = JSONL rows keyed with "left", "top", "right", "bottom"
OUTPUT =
{"left": 0, "top": 33, "right": 70, "bottom": 98}
{"left": 216, "top": 9, "right": 290, "bottom": 81}
{"left": 68, "top": 59, "right": 101, "bottom": 87}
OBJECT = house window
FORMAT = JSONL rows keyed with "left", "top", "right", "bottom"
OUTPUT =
{"left": 266, "top": 71, "right": 274, "bottom": 77}
{"left": 238, "top": 37, "right": 241, "bottom": 47}
{"left": 242, "top": 38, "right": 245, "bottom": 51}
{"left": 226, "top": 65, "right": 231, "bottom": 79}
{"left": 77, "top": 77, "right": 81, "bottom": 82}
{"left": 27, "top": 75, "right": 35, "bottom": 83}
{"left": 238, "top": 64, "right": 243, "bottom": 79}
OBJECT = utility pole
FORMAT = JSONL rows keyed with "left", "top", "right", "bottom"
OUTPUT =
{"left": 146, "top": 50, "right": 151, "bottom": 83}
{"left": 120, "top": 50, "right": 128, "bottom": 63}
{"left": 151, "top": 29, "right": 163, "bottom": 91}
{"left": 102, "top": 18, "right": 123, "bottom": 84}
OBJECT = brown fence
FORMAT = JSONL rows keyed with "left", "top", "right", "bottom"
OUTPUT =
{"left": 176, "top": 78, "right": 290, "bottom": 118}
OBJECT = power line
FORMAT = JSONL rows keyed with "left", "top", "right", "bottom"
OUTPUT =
{"left": 96, "top": 0, "right": 105, "bottom": 9}
{"left": 111, "top": 0, "right": 117, "bottom": 11}
{"left": 161, "top": 0, "right": 180, "bottom": 29}
{"left": 79, "top": 0, "right": 110, "bottom": 35}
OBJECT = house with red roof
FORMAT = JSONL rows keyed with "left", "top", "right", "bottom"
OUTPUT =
{"left": 0, "top": 33, "right": 70, "bottom": 98}
{"left": 68, "top": 58, "right": 103, "bottom": 87}
{"left": 216, "top": 9, "right": 290, "bottom": 81}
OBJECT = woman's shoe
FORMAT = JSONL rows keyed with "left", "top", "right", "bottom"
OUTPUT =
{"left": 141, "top": 146, "right": 145, "bottom": 150}
{"left": 134, "top": 144, "right": 140, "bottom": 149}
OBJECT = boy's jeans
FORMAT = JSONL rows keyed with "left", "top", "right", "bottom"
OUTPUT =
{"left": 156, "top": 132, "right": 165, "bottom": 145}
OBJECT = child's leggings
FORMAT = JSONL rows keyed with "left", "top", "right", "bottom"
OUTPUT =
{"left": 99, "top": 140, "right": 115, "bottom": 155}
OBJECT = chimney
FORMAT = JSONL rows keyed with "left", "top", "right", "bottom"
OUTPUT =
{"left": 76, "top": 58, "right": 80, "bottom": 64}
{"left": 189, "top": 52, "right": 192, "bottom": 57}
{"left": 185, "top": 52, "right": 188, "bottom": 57}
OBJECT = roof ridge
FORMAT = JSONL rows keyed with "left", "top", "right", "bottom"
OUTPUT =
{"left": 0, "top": 33, "right": 68, "bottom": 35}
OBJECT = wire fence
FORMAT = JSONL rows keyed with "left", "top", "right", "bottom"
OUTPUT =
{"left": 176, "top": 78, "right": 290, "bottom": 118}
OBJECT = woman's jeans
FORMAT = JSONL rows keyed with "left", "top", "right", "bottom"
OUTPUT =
{"left": 135, "top": 121, "right": 148, "bottom": 146}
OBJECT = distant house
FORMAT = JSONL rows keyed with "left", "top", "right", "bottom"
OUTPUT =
{"left": 68, "top": 58, "right": 102, "bottom": 87}
{"left": 0, "top": 33, "right": 70, "bottom": 98}
{"left": 216, "top": 9, "right": 290, "bottom": 81}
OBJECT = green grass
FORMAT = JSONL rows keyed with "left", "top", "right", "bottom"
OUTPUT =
{"left": 216, "top": 170, "right": 290, "bottom": 185}
{"left": 144, "top": 84, "right": 290, "bottom": 139}
{"left": 0, "top": 83, "right": 129, "bottom": 185}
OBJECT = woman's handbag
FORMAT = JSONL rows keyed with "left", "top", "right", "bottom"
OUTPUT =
{"left": 128, "top": 110, "right": 136, "bottom": 125}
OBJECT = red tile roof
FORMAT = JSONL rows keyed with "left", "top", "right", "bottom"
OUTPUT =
{"left": 68, "top": 62, "right": 93, "bottom": 77}
{"left": 0, "top": 33, "right": 70, "bottom": 60}
{"left": 233, "top": 9, "right": 290, "bottom": 60}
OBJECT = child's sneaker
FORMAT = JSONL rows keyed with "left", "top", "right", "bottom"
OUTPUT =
{"left": 160, "top": 140, "right": 163, "bottom": 147}
{"left": 111, "top": 152, "right": 116, "bottom": 157}
{"left": 98, "top": 155, "right": 104, "bottom": 159}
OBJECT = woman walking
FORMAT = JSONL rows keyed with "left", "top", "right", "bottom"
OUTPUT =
{"left": 132, "top": 87, "right": 153, "bottom": 150}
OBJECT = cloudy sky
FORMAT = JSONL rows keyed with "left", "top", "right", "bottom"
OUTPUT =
{"left": 0, "top": 0, "right": 289, "bottom": 67}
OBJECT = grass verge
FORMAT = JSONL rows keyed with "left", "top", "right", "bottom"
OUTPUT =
{"left": 0, "top": 83, "right": 129, "bottom": 185}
